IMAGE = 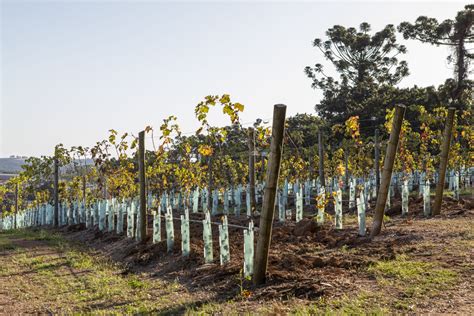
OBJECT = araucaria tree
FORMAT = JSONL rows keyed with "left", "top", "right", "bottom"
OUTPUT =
{"left": 305, "top": 23, "right": 409, "bottom": 125}
{"left": 398, "top": 4, "right": 473, "bottom": 109}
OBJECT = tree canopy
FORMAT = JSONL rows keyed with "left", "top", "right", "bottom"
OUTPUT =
{"left": 398, "top": 4, "right": 473, "bottom": 109}
{"left": 305, "top": 23, "right": 409, "bottom": 126}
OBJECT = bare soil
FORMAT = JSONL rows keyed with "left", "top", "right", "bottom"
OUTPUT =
{"left": 1, "top": 194, "right": 473, "bottom": 314}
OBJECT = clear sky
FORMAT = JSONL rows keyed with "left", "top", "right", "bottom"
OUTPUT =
{"left": 0, "top": 0, "right": 468, "bottom": 157}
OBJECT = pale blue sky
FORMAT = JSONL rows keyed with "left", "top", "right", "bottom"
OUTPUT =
{"left": 0, "top": 1, "right": 468, "bottom": 157}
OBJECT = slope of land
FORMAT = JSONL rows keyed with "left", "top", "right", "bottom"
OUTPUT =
{"left": 0, "top": 157, "right": 26, "bottom": 174}
{"left": 0, "top": 196, "right": 472, "bottom": 314}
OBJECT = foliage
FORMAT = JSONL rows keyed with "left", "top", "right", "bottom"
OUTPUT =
{"left": 305, "top": 23, "right": 409, "bottom": 125}
{"left": 1, "top": 94, "right": 472, "bottom": 216}
{"left": 398, "top": 5, "right": 473, "bottom": 108}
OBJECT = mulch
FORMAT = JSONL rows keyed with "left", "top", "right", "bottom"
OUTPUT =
{"left": 56, "top": 194, "right": 474, "bottom": 303}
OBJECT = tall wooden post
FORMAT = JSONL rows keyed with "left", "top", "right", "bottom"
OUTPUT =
{"left": 102, "top": 179, "right": 107, "bottom": 199}
{"left": 54, "top": 157, "right": 59, "bottom": 227}
{"left": 138, "top": 131, "right": 147, "bottom": 242}
{"left": 344, "top": 145, "right": 349, "bottom": 190}
{"left": 371, "top": 105, "right": 406, "bottom": 237}
{"left": 248, "top": 127, "right": 257, "bottom": 212}
{"left": 14, "top": 182, "right": 18, "bottom": 229}
{"left": 254, "top": 104, "right": 286, "bottom": 285}
{"left": 374, "top": 128, "right": 380, "bottom": 194}
{"left": 82, "top": 175, "right": 87, "bottom": 204}
{"left": 433, "top": 108, "right": 456, "bottom": 215}
{"left": 207, "top": 156, "right": 213, "bottom": 208}
{"left": 318, "top": 130, "right": 325, "bottom": 189}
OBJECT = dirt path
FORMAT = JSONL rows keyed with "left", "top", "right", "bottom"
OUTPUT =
{"left": 0, "top": 202, "right": 473, "bottom": 314}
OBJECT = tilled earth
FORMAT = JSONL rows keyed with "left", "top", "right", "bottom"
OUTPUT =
{"left": 1, "top": 194, "right": 473, "bottom": 314}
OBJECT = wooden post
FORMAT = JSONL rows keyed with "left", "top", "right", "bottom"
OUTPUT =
{"left": 248, "top": 127, "right": 257, "bottom": 212}
{"left": 207, "top": 155, "right": 213, "bottom": 208}
{"left": 254, "top": 104, "right": 286, "bottom": 285}
{"left": 102, "top": 180, "right": 107, "bottom": 199}
{"left": 138, "top": 131, "right": 147, "bottom": 242}
{"left": 14, "top": 182, "right": 18, "bottom": 229}
{"left": 433, "top": 108, "right": 456, "bottom": 215}
{"left": 82, "top": 175, "right": 87, "bottom": 205}
{"left": 318, "top": 131, "right": 325, "bottom": 189}
{"left": 344, "top": 145, "right": 349, "bottom": 190}
{"left": 370, "top": 105, "right": 406, "bottom": 237}
{"left": 54, "top": 157, "right": 59, "bottom": 227}
{"left": 374, "top": 128, "right": 380, "bottom": 194}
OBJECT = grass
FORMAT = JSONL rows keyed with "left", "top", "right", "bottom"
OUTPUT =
{"left": 344, "top": 213, "right": 374, "bottom": 228}
{"left": 1, "top": 228, "right": 64, "bottom": 247}
{"left": 0, "top": 265, "right": 11, "bottom": 276}
{"left": 0, "top": 215, "right": 470, "bottom": 314}
{"left": 127, "top": 276, "right": 149, "bottom": 289}
{"left": 367, "top": 254, "right": 458, "bottom": 310}
{"left": 0, "top": 229, "right": 190, "bottom": 314}
{"left": 339, "top": 244, "right": 356, "bottom": 254}
{"left": 65, "top": 250, "right": 94, "bottom": 269}
{"left": 294, "top": 292, "right": 388, "bottom": 315}
{"left": 0, "top": 238, "right": 17, "bottom": 251}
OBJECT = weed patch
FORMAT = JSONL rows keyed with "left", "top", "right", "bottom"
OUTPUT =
{"left": 368, "top": 254, "right": 458, "bottom": 308}
{"left": 295, "top": 292, "right": 388, "bottom": 315}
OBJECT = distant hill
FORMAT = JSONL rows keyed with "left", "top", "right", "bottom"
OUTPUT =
{"left": 0, "top": 157, "right": 94, "bottom": 175}
{"left": 0, "top": 157, "right": 27, "bottom": 174}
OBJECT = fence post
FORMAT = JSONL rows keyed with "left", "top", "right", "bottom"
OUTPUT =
{"left": 248, "top": 127, "right": 257, "bottom": 212}
{"left": 82, "top": 175, "right": 87, "bottom": 205}
{"left": 318, "top": 130, "right": 325, "bottom": 189}
{"left": 14, "top": 182, "right": 18, "bottom": 229}
{"left": 344, "top": 144, "right": 349, "bottom": 190}
{"left": 433, "top": 107, "right": 456, "bottom": 215}
{"left": 207, "top": 156, "right": 213, "bottom": 209}
{"left": 370, "top": 104, "right": 406, "bottom": 237}
{"left": 374, "top": 128, "right": 380, "bottom": 195}
{"left": 254, "top": 104, "right": 286, "bottom": 285}
{"left": 54, "top": 157, "right": 59, "bottom": 227}
{"left": 138, "top": 130, "right": 147, "bottom": 242}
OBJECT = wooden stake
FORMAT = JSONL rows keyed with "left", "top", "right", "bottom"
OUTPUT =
{"left": 309, "top": 147, "right": 314, "bottom": 180}
{"left": 207, "top": 156, "right": 213, "bottom": 209}
{"left": 370, "top": 105, "right": 405, "bottom": 237}
{"left": 344, "top": 145, "right": 349, "bottom": 190}
{"left": 248, "top": 127, "right": 257, "bottom": 212}
{"left": 374, "top": 128, "right": 380, "bottom": 194}
{"left": 14, "top": 182, "right": 18, "bottom": 229}
{"left": 82, "top": 175, "right": 87, "bottom": 205}
{"left": 54, "top": 157, "right": 59, "bottom": 227}
{"left": 318, "top": 131, "right": 325, "bottom": 189}
{"left": 433, "top": 108, "right": 456, "bottom": 215}
{"left": 138, "top": 130, "right": 147, "bottom": 242}
{"left": 254, "top": 104, "right": 286, "bottom": 285}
